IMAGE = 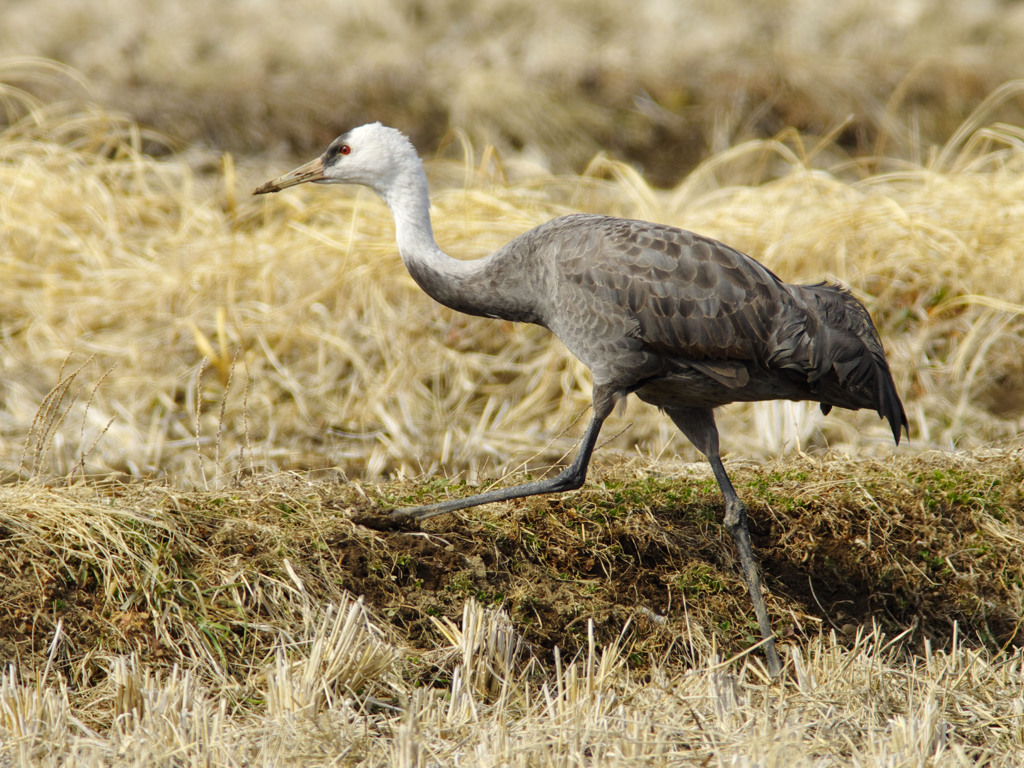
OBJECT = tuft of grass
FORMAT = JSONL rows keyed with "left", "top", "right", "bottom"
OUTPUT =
{"left": 264, "top": 596, "right": 396, "bottom": 718}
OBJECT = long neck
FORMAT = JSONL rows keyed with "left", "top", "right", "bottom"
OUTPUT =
{"left": 380, "top": 164, "right": 534, "bottom": 322}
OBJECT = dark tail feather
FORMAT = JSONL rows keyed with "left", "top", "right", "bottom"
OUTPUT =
{"left": 805, "top": 283, "right": 909, "bottom": 444}
{"left": 876, "top": 361, "right": 909, "bottom": 445}
{"left": 820, "top": 362, "right": 907, "bottom": 444}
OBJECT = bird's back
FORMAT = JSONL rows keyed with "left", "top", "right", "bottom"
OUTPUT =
{"left": 494, "top": 214, "right": 907, "bottom": 442}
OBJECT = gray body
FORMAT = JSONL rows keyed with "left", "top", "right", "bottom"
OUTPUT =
{"left": 415, "top": 212, "right": 906, "bottom": 438}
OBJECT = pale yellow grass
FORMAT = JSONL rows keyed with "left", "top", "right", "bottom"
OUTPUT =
{"left": 3, "top": 68, "right": 1024, "bottom": 488}
{"left": 2, "top": 18, "right": 1024, "bottom": 767}
{"left": 4, "top": 597, "right": 1024, "bottom": 766}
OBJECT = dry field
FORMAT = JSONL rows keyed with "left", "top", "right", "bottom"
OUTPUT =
{"left": 2, "top": 0, "right": 1024, "bottom": 764}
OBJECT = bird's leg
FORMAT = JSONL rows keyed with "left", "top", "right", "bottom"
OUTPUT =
{"left": 390, "top": 387, "right": 615, "bottom": 522}
{"left": 666, "top": 407, "right": 782, "bottom": 677}
{"left": 706, "top": 456, "right": 782, "bottom": 676}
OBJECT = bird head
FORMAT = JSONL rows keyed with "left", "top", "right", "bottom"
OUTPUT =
{"left": 253, "top": 123, "right": 417, "bottom": 198}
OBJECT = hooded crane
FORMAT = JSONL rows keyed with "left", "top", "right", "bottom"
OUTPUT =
{"left": 254, "top": 123, "right": 909, "bottom": 676}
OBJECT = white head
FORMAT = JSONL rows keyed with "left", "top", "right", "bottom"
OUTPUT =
{"left": 253, "top": 123, "right": 423, "bottom": 202}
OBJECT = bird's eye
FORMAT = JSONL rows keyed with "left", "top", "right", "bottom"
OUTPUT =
{"left": 340, "top": 144, "right": 351, "bottom": 155}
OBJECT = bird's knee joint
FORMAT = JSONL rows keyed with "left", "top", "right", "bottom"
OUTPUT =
{"left": 722, "top": 500, "right": 748, "bottom": 533}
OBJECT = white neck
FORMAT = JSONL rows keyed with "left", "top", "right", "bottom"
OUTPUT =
{"left": 377, "top": 159, "right": 515, "bottom": 320}
{"left": 381, "top": 166, "right": 454, "bottom": 274}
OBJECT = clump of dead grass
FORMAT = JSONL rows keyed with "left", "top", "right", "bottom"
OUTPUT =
{"left": 3, "top": 63, "right": 1024, "bottom": 490}
{"left": 264, "top": 596, "right": 396, "bottom": 718}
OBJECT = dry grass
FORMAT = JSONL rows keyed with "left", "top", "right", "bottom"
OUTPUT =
{"left": 3, "top": 61, "right": 1024, "bottom": 488}
{"left": 0, "top": 454, "right": 1023, "bottom": 765}
{"left": 2, "top": 11, "right": 1024, "bottom": 760}
{"left": 4, "top": 1, "right": 1024, "bottom": 183}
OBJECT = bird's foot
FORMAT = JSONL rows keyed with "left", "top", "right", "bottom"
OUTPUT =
{"left": 349, "top": 508, "right": 421, "bottom": 532}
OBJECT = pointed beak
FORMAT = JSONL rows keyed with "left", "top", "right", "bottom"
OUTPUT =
{"left": 252, "top": 156, "right": 326, "bottom": 195}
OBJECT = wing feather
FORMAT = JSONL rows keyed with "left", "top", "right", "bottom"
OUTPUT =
{"left": 528, "top": 215, "right": 907, "bottom": 443}
{"left": 562, "top": 218, "right": 786, "bottom": 363}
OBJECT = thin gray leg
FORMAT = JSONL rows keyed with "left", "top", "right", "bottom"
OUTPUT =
{"left": 667, "top": 407, "right": 782, "bottom": 677}
{"left": 390, "top": 386, "right": 615, "bottom": 522}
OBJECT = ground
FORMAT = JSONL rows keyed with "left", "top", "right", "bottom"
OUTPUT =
{"left": 2, "top": 450, "right": 1020, "bottom": 694}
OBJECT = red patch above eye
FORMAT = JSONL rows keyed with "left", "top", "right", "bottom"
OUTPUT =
{"left": 340, "top": 145, "right": 351, "bottom": 155}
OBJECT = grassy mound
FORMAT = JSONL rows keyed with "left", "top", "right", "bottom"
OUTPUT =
{"left": 1, "top": 454, "right": 1022, "bottom": 764}
{"left": 2, "top": 54, "right": 1024, "bottom": 763}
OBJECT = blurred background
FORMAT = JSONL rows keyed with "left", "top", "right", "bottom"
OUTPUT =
{"left": 5, "top": 0, "right": 1024, "bottom": 181}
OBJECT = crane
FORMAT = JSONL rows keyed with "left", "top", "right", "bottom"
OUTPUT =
{"left": 254, "top": 123, "right": 909, "bottom": 677}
